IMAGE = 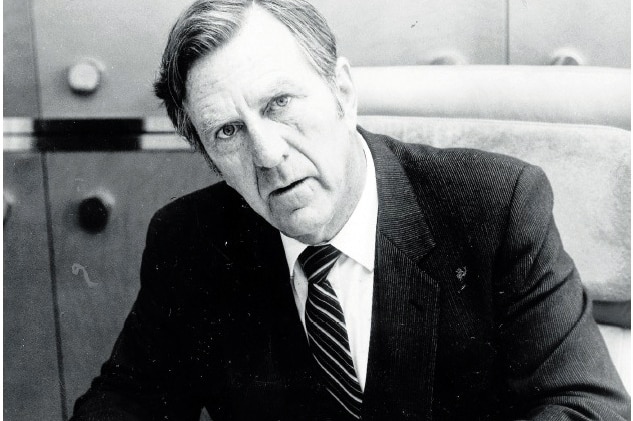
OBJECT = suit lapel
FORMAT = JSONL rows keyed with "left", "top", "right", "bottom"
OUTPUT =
{"left": 362, "top": 130, "right": 440, "bottom": 420}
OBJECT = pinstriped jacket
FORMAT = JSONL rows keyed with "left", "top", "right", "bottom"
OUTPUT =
{"left": 72, "top": 129, "right": 630, "bottom": 420}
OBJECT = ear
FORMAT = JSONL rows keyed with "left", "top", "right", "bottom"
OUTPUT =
{"left": 334, "top": 57, "right": 358, "bottom": 130}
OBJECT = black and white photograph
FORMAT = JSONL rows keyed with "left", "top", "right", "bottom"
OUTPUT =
{"left": 3, "top": 0, "right": 631, "bottom": 420}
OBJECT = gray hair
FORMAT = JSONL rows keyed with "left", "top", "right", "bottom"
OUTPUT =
{"left": 154, "top": 0, "right": 338, "bottom": 162}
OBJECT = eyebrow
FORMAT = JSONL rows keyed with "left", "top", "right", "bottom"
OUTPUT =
{"left": 196, "top": 77, "right": 305, "bottom": 138}
{"left": 254, "top": 74, "right": 306, "bottom": 103}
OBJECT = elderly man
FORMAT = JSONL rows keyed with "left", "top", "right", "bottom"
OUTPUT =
{"left": 71, "top": 0, "right": 629, "bottom": 420}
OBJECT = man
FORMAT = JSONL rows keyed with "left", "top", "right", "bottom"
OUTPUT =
{"left": 72, "top": 0, "right": 629, "bottom": 420}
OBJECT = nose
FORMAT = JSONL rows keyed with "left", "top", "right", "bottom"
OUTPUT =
{"left": 248, "top": 121, "right": 289, "bottom": 169}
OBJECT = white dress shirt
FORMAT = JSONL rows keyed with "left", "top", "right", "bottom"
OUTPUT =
{"left": 280, "top": 137, "right": 378, "bottom": 391}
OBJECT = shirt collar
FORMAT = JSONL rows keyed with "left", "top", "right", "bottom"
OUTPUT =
{"left": 280, "top": 134, "right": 378, "bottom": 274}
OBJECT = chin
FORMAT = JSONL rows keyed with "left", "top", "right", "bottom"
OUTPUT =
{"left": 279, "top": 222, "right": 318, "bottom": 241}
{"left": 277, "top": 216, "right": 326, "bottom": 243}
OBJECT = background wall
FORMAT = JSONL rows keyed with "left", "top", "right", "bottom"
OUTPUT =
{"left": 4, "top": 0, "right": 631, "bottom": 118}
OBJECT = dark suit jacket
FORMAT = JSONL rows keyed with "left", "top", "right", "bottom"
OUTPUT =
{"left": 72, "top": 129, "right": 630, "bottom": 420}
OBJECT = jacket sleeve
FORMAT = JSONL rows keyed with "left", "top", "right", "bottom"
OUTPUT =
{"left": 70, "top": 209, "right": 207, "bottom": 421}
{"left": 495, "top": 164, "right": 630, "bottom": 420}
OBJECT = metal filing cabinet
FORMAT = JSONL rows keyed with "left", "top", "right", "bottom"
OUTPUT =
{"left": 45, "top": 148, "right": 217, "bottom": 410}
{"left": 311, "top": 0, "right": 507, "bottom": 65}
{"left": 4, "top": 152, "right": 63, "bottom": 420}
{"left": 509, "top": 0, "right": 631, "bottom": 67}
{"left": 31, "top": 0, "right": 196, "bottom": 118}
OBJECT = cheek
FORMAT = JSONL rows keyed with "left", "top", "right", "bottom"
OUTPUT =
{"left": 222, "top": 167, "right": 271, "bottom": 217}
{"left": 287, "top": 94, "right": 340, "bottom": 131}
{"left": 216, "top": 155, "right": 257, "bottom": 195}
{"left": 286, "top": 106, "right": 347, "bottom": 160}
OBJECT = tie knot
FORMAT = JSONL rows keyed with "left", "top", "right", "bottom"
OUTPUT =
{"left": 298, "top": 244, "right": 342, "bottom": 284}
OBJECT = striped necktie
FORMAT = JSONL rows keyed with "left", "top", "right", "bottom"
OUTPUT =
{"left": 298, "top": 244, "right": 363, "bottom": 419}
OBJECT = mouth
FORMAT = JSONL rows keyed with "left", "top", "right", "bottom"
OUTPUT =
{"left": 270, "top": 178, "right": 308, "bottom": 197}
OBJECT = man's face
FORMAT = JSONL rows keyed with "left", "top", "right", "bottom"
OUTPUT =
{"left": 185, "top": 6, "right": 365, "bottom": 244}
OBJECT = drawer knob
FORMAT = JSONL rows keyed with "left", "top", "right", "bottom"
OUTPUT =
{"left": 429, "top": 52, "right": 468, "bottom": 65}
{"left": 68, "top": 59, "right": 103, "bottom": 95}
{"left": 78, "top": 194, "right": 112, "bottom": 233}
{"left": 550, "top": 49, "right": 583, "bottom": 66}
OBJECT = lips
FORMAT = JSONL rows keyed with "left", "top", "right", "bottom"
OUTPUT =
{"left": 270, "top": 178, "right": 307, "bottom": 197}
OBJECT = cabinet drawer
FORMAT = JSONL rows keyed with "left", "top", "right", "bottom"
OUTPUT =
{"left": 312, "top": 0, "right": 506, "bottom": 65}
{"left": 3, "top": 0, "right": 39, "bottom": 116}
{"left": 32, "top": 0, "right": 195, "bottom": 118}
{"left": 509, "top": 0, "right": 631, "bottom": 67}
{"left": 4, "top": 152, "right": 63, "bottom": 420}
{"left": 46, "top": 150, "right": 216, "bottom": 408}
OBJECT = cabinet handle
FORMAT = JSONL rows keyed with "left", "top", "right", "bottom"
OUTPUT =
{"left": 78, "top": 193, "right": 113, "bottom": 233}
{"left": 428, "top": 52, "right": 468, "bottom": 65}
{"left": 550, "top": 49, "right": 583, "bottom": 66}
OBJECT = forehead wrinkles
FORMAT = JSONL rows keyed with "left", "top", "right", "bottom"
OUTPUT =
{"left": 185, "top": 42, "right": 314, "bottom": 117}
{"left": 183, "top": 5, "right": 328, "bottom": 133}
{"left": 185, "top": 61, "right": 292, "bottom": 123}
{"left": 185, "top": 4, "right": 322, "bottom": 91}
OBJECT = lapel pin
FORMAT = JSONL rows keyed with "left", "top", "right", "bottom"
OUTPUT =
{"left": 456, "top": 267, "right": 468, "bottom": 292}
{"left": 456, "top": 266, "right": 467, "bottom": 281}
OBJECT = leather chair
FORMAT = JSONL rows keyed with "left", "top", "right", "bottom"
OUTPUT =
{"left": 353, "top": 65, "right": 631, "bottom": 391}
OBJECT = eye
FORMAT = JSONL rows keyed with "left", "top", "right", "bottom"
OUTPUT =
{"left": 272, "top": 95, "right": 290, "bottom": 109}
{"left": 216, "top": 123, "right": 242, "bottom": 140}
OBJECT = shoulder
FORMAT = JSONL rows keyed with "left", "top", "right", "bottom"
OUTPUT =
{"left": 152, "top": 181, "right": 241, "bottom": 226}
{"left": 145, "top": 181, "right": 252, "bottom": 253}
{"left": 365, "top": 128, "right": 546, "bottom": 205}
{"left": 363, "top": 128, "right": 552, "bottom": 244}
{"left": 390, "top": 134, "right": 530, "bottom": 185}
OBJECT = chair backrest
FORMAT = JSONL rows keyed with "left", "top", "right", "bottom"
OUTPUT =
{"left": 357, "top": 115, "right": 630, "bottom": 322}
{"left": 352, "top": 66, "right": 631, "bottom": 130}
